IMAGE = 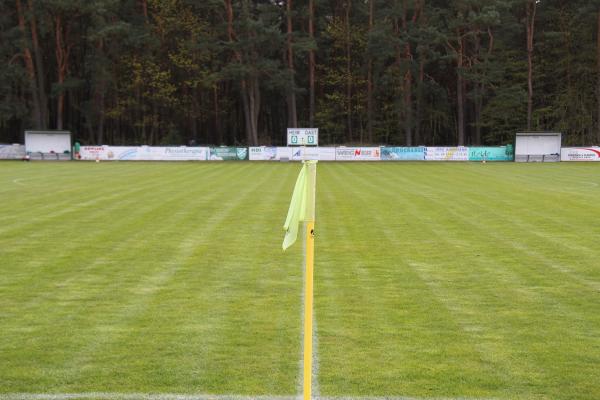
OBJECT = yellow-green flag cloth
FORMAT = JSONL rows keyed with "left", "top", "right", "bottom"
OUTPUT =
{"left": 282, "top": 163, "right": 308, "bottom": 250}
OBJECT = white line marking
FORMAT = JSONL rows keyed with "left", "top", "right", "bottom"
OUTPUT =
{"left": 0, "top": 395, "right": 294, "bottom": 400}
{"left": 0, "top": 395, "right": 501, "bottom": 400}
{"left": 324, "top": 397, "right": 501, "bottom": 400}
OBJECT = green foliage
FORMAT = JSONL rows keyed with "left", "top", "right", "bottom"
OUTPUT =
{"left": 1, "top": 0, "right": 600, "bottom": 145}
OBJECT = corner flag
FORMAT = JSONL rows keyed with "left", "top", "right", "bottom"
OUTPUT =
{"left": 282, "top": 160, "right": 317, "bottom": 400}
{"left": 282, "top": 160, "right": 317, "bottom": 250}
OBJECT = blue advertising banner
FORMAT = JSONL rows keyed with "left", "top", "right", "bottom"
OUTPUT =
{"left": 468, "top": 147, "right": 513, "bottom": 161}
{"left": 381, "top": 147, "right": 425, "bottom": 161}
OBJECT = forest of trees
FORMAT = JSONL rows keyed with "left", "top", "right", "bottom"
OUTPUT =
{"left": 2, "top": 0, "right": 600, "bottom": 147}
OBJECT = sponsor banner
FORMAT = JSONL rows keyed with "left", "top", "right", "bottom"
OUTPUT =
{"left": 138, "top": 146, "right": 208, "bottom": 161}
{"left": 79, "top": 146, "right": 126, "bottom": 161}
{"left": 249, "top": 146, "right": 277, "bottom": 160}
{"left": 209, "top": 147, "right": 248, "bottom": 161}
{"left": 335, "top": 147, "right": 381, "bottom": 161}
{"left": 425, "top": 147, "right": 469, "bottom": 161}
{"left": 276, "top": 147, "right": 293, "bottom": 160}
{"left": 561, "top": 147, "right": 600, "bottom": 161}
{"left": 79, "top": 146, "right": 208, "bottom": 161}
{"left": 317, "top": 147, "right": 336, "bottom": 161}
{"left": 249, "top": 146, "right": 336, "bottom": 161}
{"left": 290, "top": 147, "right": 315, "bottom": 160}
{"left": 468, "top": 147, "right": 513, "bottom": 161}
{"left": 381, "top": 147, "right": 425, "bottom": 161}
{"left": 289, "top": 147, "right": 336, "bottom": 161}
{"left": 0, "top": 144, "right": 26, "bottom": 159}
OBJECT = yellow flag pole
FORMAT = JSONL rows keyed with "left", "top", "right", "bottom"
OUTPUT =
{"left": 303, "top": 220, "right": 314, "bottom": 400}
{"left": 303, "top": 161, "right": 317, "bottom": 400}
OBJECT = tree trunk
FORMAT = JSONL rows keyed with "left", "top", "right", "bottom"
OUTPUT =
{"left": 345, "top": 0, "right": 352, "bottom": 142}
{"left": 366, "top": 0, "right": 374, "bottom": 143}
{"left": 16, "top": 0, "right": 42, "bottom": 129}
{"left": 414, "top": 0, "right": 425, "bottom": 146}
{"left": 308, "top": 0, "right": 315, "bottom": 128}
{"left": 27, "top": 0, "right": 48, "bottom": 128}
{"left": 141, "top": 0, "right": 148, "bottom": 21}
{"left": 286, "top": 0, "right": 298, "bottom": 128}
{"left": 225, "top": 0, "right": 235, "bottom": 46}
{"left": 226, "top": 0, "right": 259, "bottom": 145}
{"left": 251, "top": 77, "right": 260, "bottom": 145}
{"left": 473, "top": 35, "right": 482, "bottom": 145}
{"left": 526, "top": 0, "right": 536, "bottom": 131}
{"left": 474, "top": 84, "right": 482, "bottom": 145}
{"left": 95, "top": 73, "right": 106, "bottom": 144}
{"left": 214, "top": 85, "right": 222, "bottom": 145}
{"left": 95, "top": 40, "right": 106, "bottom": 145}
{"left": 415, "top": 58, "right": 424, "bottom": 145}
{"left": 473, "top": 28, "right": 494, "bottom": 146}
{"left": 457, "top": 31, "right": 465, "bottom": 146}
{"left": 241, "top": 77, "right": 260, "bottom": 146}
{"left": 597, "top": 8, "right": 600, "bottom": 144}
{"left": 54, "top": 15, "right": 69, "bottom": 130}
{"left": 402, "top": 0, "right": 412, "bottom": 146}
{"left": 394, "top": 0, "right": 403, "bottom": 145}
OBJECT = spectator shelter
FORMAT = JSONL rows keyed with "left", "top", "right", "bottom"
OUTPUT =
{"left": 25, "top": 130, "right": 72, "bottom": 160}
{"left": 515, "top": 132, "right": 562, "bottom": 162}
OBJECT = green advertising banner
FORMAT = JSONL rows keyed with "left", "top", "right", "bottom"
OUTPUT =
{"left": 209, "top": 147, "right": 248, "bottom": 161}
{"left": 468, "top": 146, "right": 513, "bottom": 161}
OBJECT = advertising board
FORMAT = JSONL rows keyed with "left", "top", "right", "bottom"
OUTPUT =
{"left": 209, "top": 147, "right": 248, "bottom": 160}
{"left": 335, "top": 147, "right": 381, "bottom": 161}
{"left": 288, "top": 147, "right": 336, "bottom": 161}
{"left": 381, "top": 147, "right": 425, "bottom": 161}
{"left": 560, "top": 147, "right": 600, "bottom": 161}
{"left": 425, "top": 147, "right": 469, "bottom": 161}
{"left": 79, "top": 146, "right": 208, "bottom": 161}
{"left": 0, "top": 144, "right": 25, "bottom": 159}
{"left": 249, "top": 147, "right": 277, "bottom": 160}
{"left": 468, "top": 147, "right": 513, "bottom": 161}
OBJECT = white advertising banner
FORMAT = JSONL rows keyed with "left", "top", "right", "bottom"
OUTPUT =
{"left": 335, "top": 147, "right": 381, "bottom": 161}
{"left": 276, "top": 147, "right": 293, "bottom": 160}
{"left": 249, "top": 146, "right": 336, "bottom": 161}
{"left": 79, "top": 146, "right": 208, "bottom": 161}
{"left": 79, "top": 146, "right": 132, "bottom": 160}
{"left": 317, "top": 147, "right": 336, "bottom": 161}
{"left": 0, "top": 144, "right": 26, "bottom": 159}
{"left": 287, "top": 147, "right": 305, "bottom": 160}
{"left": 249, "top": 147, "right": 278, "bottom": 160}
{"left": 289, "top": 147, "right": 336, "bottom": 160}
{"left": 560, "top": 147, "right": 600, "bottom": 161}
{"left": 137, "top": 146, "right": 208, "bottom": 161}
{"left": 425, "top": 147, "right": 469, "bottom": 161}
{"left": 290, "top": 147, "right": 316, "bottom": 160}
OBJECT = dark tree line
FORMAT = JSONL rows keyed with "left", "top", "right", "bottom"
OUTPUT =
{"left": 2, "top": 0, "right": 600, "bottom": 147}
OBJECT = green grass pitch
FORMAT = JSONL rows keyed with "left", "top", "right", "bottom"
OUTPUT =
{"left": 0, "top": 161, "right": 599, "bottom": 400}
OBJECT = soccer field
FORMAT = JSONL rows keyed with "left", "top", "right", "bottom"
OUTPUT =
{"left": 1, "top": 162, "right": 599, "bottom": 400}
